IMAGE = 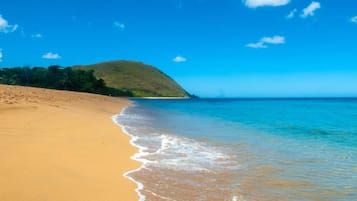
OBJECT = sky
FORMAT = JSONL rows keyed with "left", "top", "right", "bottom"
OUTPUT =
{"left": 1, "top": 0, "right": 357, "bottom": 97}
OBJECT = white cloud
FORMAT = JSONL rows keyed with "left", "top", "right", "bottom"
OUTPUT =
{"left": 351, "top": 16, "right": 357, "bottom": 23}
{"left": 301, "top": 1, "right": 321, "bottom": 18}
{"left": 286, "top": 9, "right": 297, "bottom": 19}
{"left": 31, "top": 33, "right": 43, "bottom": 38}
{"left": 0, "top": 49, "right": 3, "bottom": 62}
{"left": 0, "top": 15, "right": 18, "bottom": 33}
{"left": 261, "top": 35, "right": 285, "bottom": 44}
{"left": 244, "top": 0, "right": 290, "bottom": 8}
{"left": 173, "top": 55, "right": 187, "bottom": 62}
{"left": 42, "top": 52, "right": 61, "bottom": 59}
{"left": 114, "top": 21, "right": 125, "bottom": 30}
{"left": 246, "top": 42, "right": 267, "bottom": 49}
{"left": 246, "top": 35, "right": 285, "bottom": 49}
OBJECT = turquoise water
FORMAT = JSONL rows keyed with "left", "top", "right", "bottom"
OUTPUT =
{"left": 115, "top": 98, "right": 357, "bottom": 201}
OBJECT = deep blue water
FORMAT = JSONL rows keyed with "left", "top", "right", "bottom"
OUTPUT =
{"left": 116, "top": 98, "right": 357, "bottom": 201}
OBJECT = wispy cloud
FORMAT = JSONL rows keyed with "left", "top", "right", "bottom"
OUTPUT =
{"left": 114, "top": 21, "right": 125, "bottom": 30}
{"left": 42, "top": 52, "right": 61, "bottom": 59}
{"left": 244, "top": 0, "right": 290, "bottom": 8}
{"left": 246, "top": 42, "right": 267, "bottom": 49}
{"left": 173, "top": 55, "right": 187, "bottom": 62}
{"left": 0, "top": 49, "right": 3, "bottom": 62}
{"left": 286, "top": 9, "right": 297, "bottom": 19}
{"left": 246, "top": 35, "right": 285, "bottom": 49}
{"left": 0, "top": 15, "right": 18, "bottom": 33}
{"left": 31, "top": 33, "right": 43, "bottom": 38}
{"left": 351, "top": 16, "right": 357, "bottom": 23}
{"left": 261, "top": 36, "right": 285, "bottom": 44}
{"left": 301, "top": 1, "right": 321, "bottom": 18}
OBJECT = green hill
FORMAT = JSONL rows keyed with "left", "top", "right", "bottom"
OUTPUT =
{"left": 73, "top": 60, "right": 188, "bottom": 97}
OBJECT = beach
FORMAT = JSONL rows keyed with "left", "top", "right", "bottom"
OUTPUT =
{"left": 0, "top": 84, "right": 139, "bottom": 201}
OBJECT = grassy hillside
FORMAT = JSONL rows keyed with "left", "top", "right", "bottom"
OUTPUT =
{"left": 74, "top": 60, "right": 188, "bottom": 97}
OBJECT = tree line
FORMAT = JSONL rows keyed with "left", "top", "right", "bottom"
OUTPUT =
{"left": 0, "top": 66, "right": 133, "bottom": 96}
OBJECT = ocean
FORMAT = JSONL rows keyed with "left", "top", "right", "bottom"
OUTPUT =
{"left": 114, "top": 98, "right": 357, "bottom": 201}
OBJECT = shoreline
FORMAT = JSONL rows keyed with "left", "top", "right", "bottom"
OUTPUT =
{"left": 131, "top": 97, "right": 190, "bottom": 100}
{"left": 112, "top": 108, "right": 146, "bottom": 201}
{"left": 0, "top": 84, "right": 140, "bottom": 201}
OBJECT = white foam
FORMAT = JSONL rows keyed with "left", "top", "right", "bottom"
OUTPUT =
{"left": 112, "top": 107, "right": 147, "bottom": 201}
{"left": 232, "top": 195, "right": 246, "bottom": 201}
{"left": 150, "top": 134, "right": 239, "bottom": 172}
{"left": 112, "top": 105, "right": 242, "bottom": 201}
{"left": 146, "top": 189, "right": 178, "bottom": 201}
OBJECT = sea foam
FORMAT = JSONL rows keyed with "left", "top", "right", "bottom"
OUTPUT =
{"left": 113, "top": 103, "right": 243, "bottom": 201}
{"left": 112, "top": 108, "right": 147, "bottom": 201}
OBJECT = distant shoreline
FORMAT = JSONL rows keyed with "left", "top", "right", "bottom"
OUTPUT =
{"left": 131, "top": 96, "right": 190, "bottom": 100}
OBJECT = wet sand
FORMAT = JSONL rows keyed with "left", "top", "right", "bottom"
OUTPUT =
{"left": 0, "top": 84, "right": 139, "bottom": 201}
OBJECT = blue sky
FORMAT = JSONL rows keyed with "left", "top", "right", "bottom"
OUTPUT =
{"left": 1, "top": 0, "right": 357, "bottom": 97}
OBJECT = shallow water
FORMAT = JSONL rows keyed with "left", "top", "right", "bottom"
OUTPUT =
{"left": 115, "top": 98, "right": 357, "bottom": 201}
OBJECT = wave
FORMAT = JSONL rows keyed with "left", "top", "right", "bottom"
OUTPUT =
{"left": 113, "top": 104, "right": 243, "bottom": 201}
{"left": 112, "top": 108, "right": 146, "bottom": 201}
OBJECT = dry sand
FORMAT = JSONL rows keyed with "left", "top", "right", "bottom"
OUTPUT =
{"left": 0, "top": 84, "right": 139, "bottom": 201}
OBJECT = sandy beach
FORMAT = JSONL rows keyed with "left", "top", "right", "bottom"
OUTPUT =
{"left": 0, "top": 84, "right": 139, "bottom": 201}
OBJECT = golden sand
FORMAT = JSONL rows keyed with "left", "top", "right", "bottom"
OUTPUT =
{"left": 0, "top": 84, "right": 139, "bottom": 201}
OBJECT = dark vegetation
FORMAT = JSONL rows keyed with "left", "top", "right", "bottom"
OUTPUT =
{"left": 0, "top": 66, "right": 133, "bottom": 96}
{"left": 0, "top": 60, "right": 193, "bottom": 97}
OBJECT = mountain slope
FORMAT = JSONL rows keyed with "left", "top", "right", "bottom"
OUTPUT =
{"left": 74, "top": 60, "right": 188, "bottom": 97}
